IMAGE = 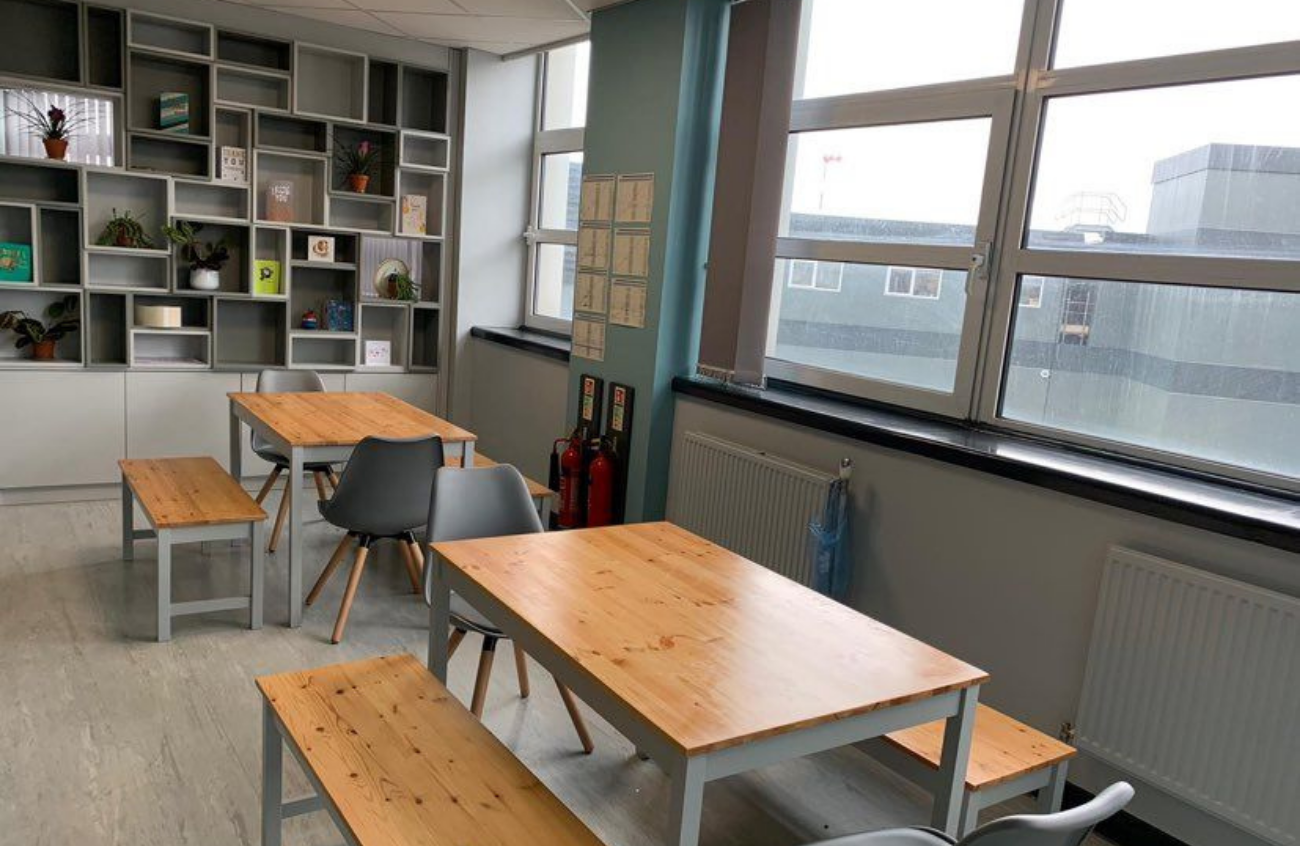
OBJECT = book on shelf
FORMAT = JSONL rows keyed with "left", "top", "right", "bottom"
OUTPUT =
{"left": 0, "top": 243, "right": 33, "bottom": 282}
{"left": 158, "top": 92, "right": 190, "bottom": 134}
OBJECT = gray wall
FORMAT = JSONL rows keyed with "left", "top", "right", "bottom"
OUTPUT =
{"left": 463, "top": 339, "right": 568, "bottom": 484}
{"left": 669, "top": 394, "right": 1299, "bottom": 846}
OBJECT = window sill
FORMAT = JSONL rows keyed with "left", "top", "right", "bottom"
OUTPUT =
{"left": 673, "top": 375, "right": 1300, "bottom": 555}
{"left": 471, "top": 326, "right": 571, "bottom": 363}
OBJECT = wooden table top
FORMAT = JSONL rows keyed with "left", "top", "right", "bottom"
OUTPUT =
{"left": 446, "top": 453, "right": 555, "bottom": 500}
{"left": 257, "top": 654, "right": 605, "bottom": 846}
{"left": 431, "top": 521, "right": 988, "bottom": 756}
{"left": 120, "top": 457, "right": 265, "bottom": 529}
{"left": 229, "top": 392, "right": 475, "bottom": 448}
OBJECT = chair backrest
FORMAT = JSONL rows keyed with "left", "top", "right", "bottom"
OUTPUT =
{"left": 322, "top": 436, "right": 444, "bottom": 537}
{"left": 422, "top": 464, "right": 543, "bottom": 605}
{"left": 252, "top": 369, "right": 327, "bottom": 454}
{"left": 959, "top": 782, "right": 1134, "bottom": 846}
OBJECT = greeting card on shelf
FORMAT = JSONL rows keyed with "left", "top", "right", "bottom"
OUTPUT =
{"left": 219, "top": 147, "right": 247, "bottom": 184}
{"left": 401, "top": 195, "right": 427, "bottom": 235}
{"left": 266, "top": 180, "right": 294, "bottom": 223}
{"left": 364, "top": 340, "right": 392, "bottom": 367}
{"left": 307, "top": 236, "right": 335, "bottom": 263}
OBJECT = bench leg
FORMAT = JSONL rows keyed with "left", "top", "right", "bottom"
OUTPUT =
{"left": 1038, "top": 761, "right": 1068, "bottom": 814}
{"left": 957, "top": 790, "right": 980, "bottom": 837}
{"left": 121, "top": 481, "right": 134, "bottom": 561}
{"left": 667, "top": 754, "right": 706, "bottom": 846}
{"left": 932, "top": 685, "right": 979, "bottom": 835}
{"left": 250, "top": 521, "right": 265, "bottom": 630}
{"left": 262, "top": 699, "right": 283, "bottom": 846}
{"left": 156, "top": 529, "right": 172, "bottom": 643}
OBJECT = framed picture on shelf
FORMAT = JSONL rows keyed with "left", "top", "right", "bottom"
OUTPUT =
{"left": 219, "top": 147, "right": 247, "bottom": 184}
{"left": 266, "top": 180, "right": 294, "bottom": 223}
{"left": 254, "top": 260, "right": 281, "bottom": 296}
{"left": 308, "top": 235, "right": 335, "bottom": 263}
{"left": 0, "top": 243, "right": 33, "bottom": 283}
{"left": 364, "top": 340, "right": 392, "bottom": 367}
{"left": 400, "top": 195, "right": 427, "bottom": 235}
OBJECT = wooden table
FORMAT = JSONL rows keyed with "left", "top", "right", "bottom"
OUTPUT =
{"left": 229, "top": 391, "right": 476, "bottom": 627}
{"left": 427, "top": 521, "right": 988, "bottom": 846}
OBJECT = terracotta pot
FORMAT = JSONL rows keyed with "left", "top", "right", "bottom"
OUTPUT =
{"left": 115, "top": 231, "right": 134, "bottom": 248}
{"left": 347, "top": 173, "right": 370, "bottom": 193}
{"left": 43, "top": 138, "right": 68, "bottom": 160}
{"left": 31, "top": 339, "right": 56, "bottom": 360}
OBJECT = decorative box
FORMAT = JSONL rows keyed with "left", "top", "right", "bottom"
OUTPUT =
{"left": 324, "top": 299, "right": 353, "bottom": 332}
{"left": 266, "top": 180, "right": 294, "bottom": 223}
{"left": 253, "top": 260, "right": 282, "bottom": 296}
{"left": 0, "top": 243, "right": 33, "bottom": 283}
{"left": 400, "top": 195, "right": 427, "bottom": 235}
{"left": 158, "top": 92, "right": 190, "bottom": 133}
{"left": 134, "top": 304, "right": 183, "bottom": 329}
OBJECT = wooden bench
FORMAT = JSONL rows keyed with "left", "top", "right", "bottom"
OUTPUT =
{"left": 256, "top": 653, "right": 607, "bottom": 846}
{"left": 120, "top": 457, "right": 266, "bottom": 642}
{"left": 869, "top": 704, "right": 1076, "bottom": 836}
{"left": 446, "top": 451, "right": 555, "bottom": 516}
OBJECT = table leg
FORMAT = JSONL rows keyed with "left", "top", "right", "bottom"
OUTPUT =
{"left": 461, "top": 440, "right": 475, "bottom": 467}
{"left": 427, "top": 554, "right": 451, "bottom": 681}
{"left": 1038, "top": 761, "right": 1068, "bottom": 813}
{"left": 229, "top": 401, "right": 243, "bottom": 482}
{"left": 932, "top": 685, "right": 978, "bottom": 835}
{"left": 121, "top": 480, "right": 134, "bottom": 561}
{"left": 667, "top": 755, "right": 706, "bottom": 846}
{"left": 262, "top": 699, "right": 283, "bottom": 846}
{"left": 287, "top": 447, "right": 304, "bottom": 628}
{"left": 250, "top": 520, "right": 265, "bottom": 630}
{"left": 156, "top": 529, "right": 171, "bottom": 643}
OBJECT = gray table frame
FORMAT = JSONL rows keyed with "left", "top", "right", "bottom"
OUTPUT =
{"left": 426, "top": 552, "right": 981, "bottom": 846}
{"left": 228, "top": 398, "right": 473, "bottom": 628}
{"left": 122, "top": 474, "right": 264, "bottom": 642}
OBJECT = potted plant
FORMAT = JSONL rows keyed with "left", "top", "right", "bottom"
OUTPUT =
{"left": 5, "top": 94, "right": 87, "bottom": 161}
{"left": 96, "top": 209, "right": 156, "bottom": 249}
{"left": 335, "top": 137, "right": 380, "bottom": 193}
{"left": 0, "top": 295, "right": 79, "bottom": 360}
{"left": 386, "top": 270, "right": 418, "bottom": 302}
{"left": 163, "top": 221, "right": 230, "bottom": 291}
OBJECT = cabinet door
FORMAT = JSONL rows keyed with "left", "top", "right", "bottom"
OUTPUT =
{"left": 126, "top": 372, "right": 242, "bottom": 468}
{"left": 0, "top": 372, "right": 126, "bottom": 488}
{"left": 344, "top": 372, "right": 437, "bottom": 411}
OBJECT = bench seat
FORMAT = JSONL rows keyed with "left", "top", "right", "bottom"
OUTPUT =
{"left": 446, "top": 452, "right": 555, "bottom": 501}
{"left": 256, "top": 653, "right": 606, "bottom": 846}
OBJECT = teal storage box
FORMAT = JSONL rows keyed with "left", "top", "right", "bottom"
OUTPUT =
{"left": 0, "top": 243, "right": 33, "bottom": 283}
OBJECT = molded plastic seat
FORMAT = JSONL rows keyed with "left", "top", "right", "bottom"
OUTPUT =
{"left": 251, "top": 369, "right": 334, "bottom": 471}
{"left": 807, "top": 831, "right": 953, "bottom": 846}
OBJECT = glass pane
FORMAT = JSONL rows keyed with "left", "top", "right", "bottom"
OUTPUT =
{"left": 542, "top": 41, "right": 590, "bottom": 130}
{"left": 539, "top": 151, "right": 583, "bottom": 230}
{"left": 1027, "top": 76, "right": 1300, "bottom": 260}
{"left": 796, "top": 0, "right": 1022, "bottom": 99}
{"left": 782, "top": 119, "right": 991, "bottom": 246}
{"left": 533, "top": 243, "right": 576, "bottom": 322}
{"left": 1001, "top": 276, "right": 1300, "bottom": 480}
{"left": 1054, "top": 0, "right": 1300, "bottom": 68}
{"left": 769, "top": 259, "right": 968, "bottom": 393}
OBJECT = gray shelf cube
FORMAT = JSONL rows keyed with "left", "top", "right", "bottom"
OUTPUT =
{"left": 0, "top": 0, "right": 80, "bottom": 83}
{"left": 85, "top": 5, "right": 124, "bottom": 89}
{"left": 256, "top": 113, "right": 328, "bottom": 155}
{"left": 399, "top": 131, "right": 449, "bottom": 171}
{"left": 0, "top": 288, "right": 81, "bottom": 365}
{"left": 215, "top": 297, "right": 285, "bottom": 367}
{"left": 216, "top": 31, "right": 291, "bottom": 73}
{"left": 367, "top": 59, "right": 399, "bottom": 126}
{"left": 0, "top": 160, "right": 80, "bottom": 205}
{"left": 327, "top": 194, "right": 395, "bottom": 234}
{"left": 255, "top": 152, "right": 326, "bottom": 226}
{"left": 128, "top": 11, "right": 213, "bottom": 60}
{"left": 395, "top": 169, "right": 445, "bottom": 238}
{"left": 409, "top": 306, "right": 439, "bottom": 371}
{"left": 172, "top": 179, "right": 249, "bottom": 222}
{"left": 38, "top": 206, "right": 82, "bottom": 286}
{"left": 170, "top": 221, "right": 249, "bottom": 294}
{"left": 87, "top": 291, "right": 127, "bottom": 365}
{"left": 129, "top": 327, "right": 211, "bottom": 368}
{"left": 128, "top": 132, "right": 211, "bottom": 178}
{"left": 290, "top": 332, "right": 356, "bottom": 370}
{"left": 216, "top": 65, "right": 290, "bottom": 113}
{"left": 252, "top": 226, "right": 288, "bottom": 298}
{"left": 86, "top": 250, "right": 170, "bottom": 291}
{"left": 294, "top": 43, "right": 366, "bottom": 123}
{"left": 83, "top": 169, "right": 170, "bottom": 249}
{"left": 358, "top": 302, "right": 408, "bottom": 369}
{"left": 399, "top": 65, "right": 447, "bottom": 133}
{"left": 128, "top": 50, "right": 212, "bottom": 137}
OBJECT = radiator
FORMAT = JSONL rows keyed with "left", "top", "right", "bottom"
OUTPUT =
{"left": 666, "top": 431, "right": 844, "bottom": 590}
{"left": 1077, "top": 547, "right": 1300, "bottom": 845}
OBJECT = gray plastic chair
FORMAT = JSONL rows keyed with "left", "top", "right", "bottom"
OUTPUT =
{"left": 251, "top": 369, "right": 337, "bottom": 553}
{"left": 305, "top": 435, "right": 443, "bottom": 643}
{"left": 802, "top": 782, "right": 1133, "bottom": 846}
{"left": 421, "top": 463, "right": 594, "bottom": 753}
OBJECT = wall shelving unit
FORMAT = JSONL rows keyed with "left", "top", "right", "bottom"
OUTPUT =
{"left": 0, "top": 0, "right": 453, "bottom": 375}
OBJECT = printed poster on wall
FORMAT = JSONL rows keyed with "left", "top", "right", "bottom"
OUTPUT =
{"left": 572, "top": 315, "right": 607, "bottom": 362}
{"left": 612, "top": 229, "right": 651, "bottom": 278}
{"left": 577, "top": 225, "right": 611, "bottom": 271}
{"left": 575, "top": 272, "right": 609, "bottom": 315}
{"left": 614, "top": 173, "right": 654, "bottom": 225}
{"left": 609, "top": 279, "right": 648, "bottom": 328}
{"left": 580, "top": 175, "right": 616, "bottom": 223}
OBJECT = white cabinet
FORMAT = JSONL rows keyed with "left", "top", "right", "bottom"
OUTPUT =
{"left": 344, "top": 372, "right": 437, "bottom": 412}
{"left": 0, "top": 372, "right": 126, "bottom": 488}
{"left": 126, "top": 372, "right": 242, "bottom": 468}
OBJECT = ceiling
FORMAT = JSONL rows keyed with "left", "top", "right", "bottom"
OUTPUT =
{"left": 218, "top": 0, "right": 626, "bottom": 55}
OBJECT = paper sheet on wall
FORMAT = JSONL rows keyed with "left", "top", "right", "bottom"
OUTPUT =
{"left": 577, "top": 226, "right": 611, "bottom": 271}
{"left": 580, "top": 175, "right": 616, "bottom": 223}
{"left": 615, "top": 174, "right": 654, "bottom": 225}
{"left": 612, "top": 229, "right": 651, "bottom": 278}
{"left": 575, "top": 272, "right": 609, "bottom": 315}
{"left": 609, "top": 279, "right": 647, "bottom": 328}
{"left": 572, "top": 315, "right": 606, "bottom": 361}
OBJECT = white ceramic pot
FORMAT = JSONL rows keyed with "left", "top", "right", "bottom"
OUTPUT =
{"left": 190, "top": 267, "right": 220, "bottom": 291}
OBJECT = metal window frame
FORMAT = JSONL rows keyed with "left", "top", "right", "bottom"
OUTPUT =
{"left": 523, "top": 49, "right": 586, "bottom": 334}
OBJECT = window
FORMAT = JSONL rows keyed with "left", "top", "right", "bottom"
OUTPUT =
{"left": 770, "top": 0, "right": 1300, "bottom": 489}
{"left": 0, "top": 87, "right": 115, "bottom": 166}
{"left": 787, "top": 259, "right": 842, "bottom": 292}
{"left": 525, "top": 41, "right": 590, "bottom": 331}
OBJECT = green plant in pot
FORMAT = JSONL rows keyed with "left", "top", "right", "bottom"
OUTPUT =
{"left": 163, "top": 221, "right": 230, "bottom": 292}
{"left": 0, "top": 294, "right": 79, "bottom": 361}
{"left": 5, "top": 93, "right": 88, "bottom": 160}
{"left": 386, "top": 271, "right": 418, "bottom": 302}
{"left": 335, "top": 137, "right": 381, "bottom": 193}
{"left": 96, "top": 209, "right": 155, "bottom": 249}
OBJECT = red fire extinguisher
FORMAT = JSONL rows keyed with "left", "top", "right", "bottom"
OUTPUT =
{"left": 555, "top": 429, "right": 587, "bottom": 529}
{"left": 586, "top": 437, "right": 616, "bottom": 528}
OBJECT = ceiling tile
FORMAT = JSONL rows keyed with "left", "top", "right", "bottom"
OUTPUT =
{"left": 343, "top": 0, "right": 468, "bottom": 14}
{"left": 277, "top": 7, "right": 406, "bottom": 37}
{"left": 375, "top": 11, "right": 587, "bottom": 42}
{"left": 219, "top": 0, "right": 355, "bottom": 8}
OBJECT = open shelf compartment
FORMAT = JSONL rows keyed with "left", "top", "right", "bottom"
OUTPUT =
{"left": 128, "top": 11, "right": 213, "bottom": 60}
{"left": 359, "top": 302, "right": 408, "bottom": 369}
{"left": 129, "top": 326, "right": 211, "bottom": 368}
{"left": 216, "top": 31, "right": 291, "bottom": 73}
{"left": 399, "top": 66, "right": 447, "bottom": 133}
{"left": 409, "top": 306, "right": 439, "bottom": 370}
{"left": 0, "top": 288, "right": 82, "bottom": 365}
{"left": 395, "top": 169, "right": 445, "bottom": 238}
{"left": 215, "top": 297, "right": 285, "bottom": 368}
{"left": 85, "top": 5, "right": 125, "bottom": 89}
{"left": 294, "top": 43, "right": 366, "bottom": 123}
{"left": 172, "top": 179, "right": 248, "bottom": 221}
{"left": 217, "top": 65, "right": 290, "bottom": 113}
{"left": 83, "top": 169, "right": 170, "bottom": 251}
{"left": 255, "top": 152, "right": 326, "bottom": 226}
{"left": 127, "top": 49, "right": 212, "bottom": 138}
{"left": 0, "top": 0, "right": 81, "bottom": 83}
{"left": 170, "top": 220, "right": 250, "bottom": 294}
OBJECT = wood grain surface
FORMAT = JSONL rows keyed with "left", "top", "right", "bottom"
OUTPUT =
{"left": 229, "top": 392, "right": 476, "bottom": 448}
{"left": 120, "top": 457, "right": 265, "bottom": 529}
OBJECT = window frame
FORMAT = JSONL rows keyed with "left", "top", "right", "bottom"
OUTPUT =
{"left": 788, "top": 258, "right": 843, "bottom": 292}
{"left": 769, "top": 0, "right": 1300, "bottom": 493}
{"left": 524, "top": 47, "right": 587, "bottom": 334}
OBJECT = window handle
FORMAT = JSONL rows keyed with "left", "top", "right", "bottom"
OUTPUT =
{"left": 968, "top": 241, "right": 992, "bottom": 294}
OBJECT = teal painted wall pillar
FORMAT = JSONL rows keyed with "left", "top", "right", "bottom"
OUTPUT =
{"left": 567, "top": 0, "right": 729, "bottom": 521}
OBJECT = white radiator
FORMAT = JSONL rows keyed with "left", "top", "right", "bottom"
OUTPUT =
{"left": 666, "top": 431, "right": 844, "bottom": 590}
{"left": 1077, "top": 547, "right": 1300, "bottom": 846}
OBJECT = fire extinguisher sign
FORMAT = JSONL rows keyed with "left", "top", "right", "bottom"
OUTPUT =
{"left": 579, "top": 374, "right": 604, "bottom": 435}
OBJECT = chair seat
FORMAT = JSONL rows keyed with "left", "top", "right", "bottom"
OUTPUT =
{"left": 253, "top": 446, "right": 336, "bottom": 473}
{"left": 450, "top": 593, "right": 501, "bottom": 636}
{"left": 803, "top": 829, "right": 954, "bottom": 846}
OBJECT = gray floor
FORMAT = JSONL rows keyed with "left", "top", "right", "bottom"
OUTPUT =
{"left": 0, "top": 494, "right": 1111, "bottom": 846}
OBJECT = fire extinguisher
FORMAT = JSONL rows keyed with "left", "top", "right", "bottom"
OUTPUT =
{"left": 555, "top": 428, "right": 587, "bottom": 529}
{"left": 586, "top": 437, "right": 616, "bottom": 528}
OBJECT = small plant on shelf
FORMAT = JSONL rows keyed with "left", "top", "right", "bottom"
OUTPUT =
{"left": 96, "top": 209, "right": 156, "bottom": 249}
{"left": 163, "top": 221, "right": 230, "bottom": 292}
{"left": 5, "top": 93, "right": 88, "bottom": 161}
{"left": 387, "top": 271, "right": 417, "bottom": 302}
{"left": 335, "top": 137, "right": 381, "bottom": 193}
{"left": 0, "top": 295, "right": 79, "bottom": 361}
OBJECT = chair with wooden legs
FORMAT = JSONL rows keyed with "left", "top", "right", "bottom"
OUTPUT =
{"left": 422, "top": 463, "right": 594, "bottom": 754}
{"left": 306, "top": 435, "right": 443, "bottom": 643}
{"left": 250, "top": 369, "right": 339, "bottom": 553}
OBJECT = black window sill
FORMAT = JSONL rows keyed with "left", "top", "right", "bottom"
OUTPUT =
{"left": 673, "top": 375, "right": 1300, "bottom": 555}
{"left": 471, "top": 326, "right": 571, "bottom": 363}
